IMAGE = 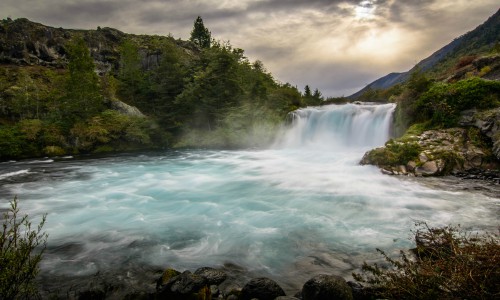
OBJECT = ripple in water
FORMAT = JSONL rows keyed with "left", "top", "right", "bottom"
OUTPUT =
{"left": 0, "top": 104, "right": 498, "bottom": 294}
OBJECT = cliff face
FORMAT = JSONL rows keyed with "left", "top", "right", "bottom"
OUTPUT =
{"left": 0, "top": 18, "right": 199, "bottom": 74}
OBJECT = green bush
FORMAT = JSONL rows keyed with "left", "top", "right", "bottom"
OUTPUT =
{"left": 415, "top": 78, "right": 500, "bottom": 128}
{"left": 354, "top": 222, "right": 500, "bottom": 299}
{"left": 364, "top": 140, "right": 422, "bottom": 167}
{"left": 0, "top": 125, "right": 40, "bottom": 159}
{"left": 0, "top": 197, "right": 47, "bottom": 299}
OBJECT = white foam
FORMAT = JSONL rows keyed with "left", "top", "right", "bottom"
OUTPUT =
{"left": 0, "top": 169, "right": 30, "bottom": 180}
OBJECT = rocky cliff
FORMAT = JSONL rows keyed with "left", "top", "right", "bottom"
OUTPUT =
{"left": 361, "top": 107, "right": 500, "bottom": 179}
{"left": 0, "top": 17, "right": 199, "bottom": 73}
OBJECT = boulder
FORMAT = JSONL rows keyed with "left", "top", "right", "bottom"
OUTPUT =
{"left": 218, "top": 279, "right": 242, "bottom": 299}
{"left": 157, "top": 270, "right": 208, "bottom": 298}
{"left": 240, "top": 277, "right": 286, "bottom": 300}
{"left": 169, "top": 271, "right": 207, "bottom": 294}
{"left": 157, "top": 268, "right": 181, "bottom": 288}
{"left": 302, "top": 274, "right": 353, "bottom": 300}
{"left": 194, "top": 267, "right": 227, "bottom": 285}
{"left": 110, "top": 100, "right": 145, "bottom": 117}
{"left": 415, "top": 160, "right": 439, "bottom": 176}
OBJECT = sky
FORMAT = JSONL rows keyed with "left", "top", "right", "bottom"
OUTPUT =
{"left": 2, "top": 1, "right": 498, "bottom": 97}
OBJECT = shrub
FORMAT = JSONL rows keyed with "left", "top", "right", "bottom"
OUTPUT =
{"left": 415, "top": 78, "right": 500, "bottom": 128}
{"left": 363, "top": 141, "right": 422, "bottom": 167}
{"left": 0, "top": 197, "right": 48, "bottom": 299}
{"left": 455, "top": 55, "right": 477, "bottom": 70}
{"left": 353, "top": 222, "right": 500, "bottom": 299}
{"left": 44, "top": 145, "right": 66, "bottom": 156}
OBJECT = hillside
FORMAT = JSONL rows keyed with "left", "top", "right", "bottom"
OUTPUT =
{"left": 350, "top": 8, "right": 500, "bottom": 98}
{"left": 0, "top": 17, "right": 316, "bottom": 160}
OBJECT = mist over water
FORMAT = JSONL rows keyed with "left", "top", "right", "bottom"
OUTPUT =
{"left": 0, "top": 103, "right": 498, "bottom": 292}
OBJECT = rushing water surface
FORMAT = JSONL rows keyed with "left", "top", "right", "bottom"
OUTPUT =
{"left": 0, "top": 103, "right": 498, "bottom": 294}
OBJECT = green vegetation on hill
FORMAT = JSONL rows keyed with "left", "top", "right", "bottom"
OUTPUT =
{"left": 0, "top": 17, "right": 323, "bottom": 160}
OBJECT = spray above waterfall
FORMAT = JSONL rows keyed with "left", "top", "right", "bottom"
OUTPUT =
{"left": 275, "top": 103, "right": 396, "bottom": 150}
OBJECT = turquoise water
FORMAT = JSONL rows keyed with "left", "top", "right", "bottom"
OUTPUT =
{"left": 0, "top": 104, "right": 498, "bottom": 291}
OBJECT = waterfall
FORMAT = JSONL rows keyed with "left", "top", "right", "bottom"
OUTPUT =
{"left": 275, "top": 103, "right": 396, "bottom": 150}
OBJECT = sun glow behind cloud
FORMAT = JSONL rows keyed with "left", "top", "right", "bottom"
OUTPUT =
{"left": 355, "top": 0, "right": 376, "bottom": 20}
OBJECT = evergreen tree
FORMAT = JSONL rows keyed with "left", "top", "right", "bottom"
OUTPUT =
{"left": 64, "top": 36, "right": 103, "bottom": 120}
{"left": 304, "top": 85, "right": 312, "bottom": 98}
{"left": 117, "top": 39, "right": 146, "bottom": 106}
{"left": 312, "top": 88, "right": 323, "bottom": 104}
{"left": 190, "top": 16, "right": 211, "bottom": 48}
{"left": 150, "top": 41, "right": 188, "bottom": 128}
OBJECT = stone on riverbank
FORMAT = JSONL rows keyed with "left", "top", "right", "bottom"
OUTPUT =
{"left": 302, "top": 274, "right": 353, "bottom": 300}
{"left": 361, "top": 125, "right": 499, "bottom": 177}
{"left": 240, "top": 277, "right": 286, "bottom": 300}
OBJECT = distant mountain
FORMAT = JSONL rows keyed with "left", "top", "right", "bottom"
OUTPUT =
{"left": 349, "top": 8, "right": 500, "bottom": 99}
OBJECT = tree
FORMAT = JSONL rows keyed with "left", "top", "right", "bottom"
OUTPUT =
{"left": 190, "top": 16, "right": 211, "bottom": 49}
{"left": 175, "top": 42, "right": 244, "bottom": 131}
{"left": 9, "top": 70, "right": 41, "bottom": 120}
{"left": 312, "top": 88, "right": 323, "bottom": 104}
{"left": 304, "top": 85, "right": 312, "bottom": 98}
{"left": 118, "top": 39, "right": 146, "bottom": 106}
{"left": 150, "top": 41, "right": 188, "bottom": 128}
{"left": 64, "top": 35, "right": 103, "bottom": 120}
{"left": 0, "top": 197, "right": 47, "bottom": 299}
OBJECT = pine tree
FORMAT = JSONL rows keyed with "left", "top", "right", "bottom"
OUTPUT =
{"left": 304, "top": 85, "right": 312, "bottom": 98}
{"left": 190, "top": 16, "right": 211, "bottom": 49}
{"left": 64, "top": 35, "right": 103, "bottom": 120}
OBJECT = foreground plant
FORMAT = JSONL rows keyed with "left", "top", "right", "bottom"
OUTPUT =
{"left": 0, "top": 197, "right": 47, "bottom": 299}
{"left": 353, "top": 222, "right": 500, "bottom": 299}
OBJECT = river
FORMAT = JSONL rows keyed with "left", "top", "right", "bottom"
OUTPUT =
{"left": 0, "top": 103, "right": 498, "bottom": 295}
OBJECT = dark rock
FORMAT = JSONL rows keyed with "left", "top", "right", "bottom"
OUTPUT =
{"left": 218, "top": 278, "right": 242, "bottom": 298}
{"left": 347, "top": 281, "right": 375, "bottom": 300}
{"left": 240, "top": 277, "right": 286, "bottom": 300}
{"left": 157, "top": 270, "right": 207, "bottom": 298}
{"left": 276, "top": 297, "right": 301, "bottom": 300}
{"left": 169, "top": 271, "right": 207, "bottom": 294}
{"left": 209, "top": 284, "right": 220, "bottom": 298}
{"left": 123, "top": 292, "right": 154, "bottom": 300}
{"left": 302, "top": 274, "right": 353, "bottom": 300}
{"left": 78, "top": 290, "right": 106, "bottom": 300}
{"left": 194, "top": 266, "right": 228, "bottom": 285}
{"left": 156, "top": 268, "right": 181, "bottom": 289}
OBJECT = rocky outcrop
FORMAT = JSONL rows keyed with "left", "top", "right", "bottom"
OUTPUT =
{"left": 446, "top": 55, "right": 500, "bottom": 82}
{"left": 157, "top": 270, "right": 209, "bottom": 299}
{"left": 361, "top": 127, "right": 499, "bottom": 177}
{"left": 140, "top": 266, "right": 374, "bottom": 300}
{"left": 0, "top": 17, "right": 199, "bottom": 74}
{"left": 460, "top": 107, "right": 500, "bottom": 160}
{"left": 109, "top": 100, "right": 145, "bottom": 117}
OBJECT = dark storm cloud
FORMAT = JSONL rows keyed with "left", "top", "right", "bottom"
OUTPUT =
{"left": 1, "top": 0, "right": 498, "bottom": 96}
{"left": 6, "top": 1, "right": 124, "bottom": 28}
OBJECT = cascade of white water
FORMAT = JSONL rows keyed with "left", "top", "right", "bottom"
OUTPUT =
{"left": 275, "top": 103, "right": 396, "bottom": 150}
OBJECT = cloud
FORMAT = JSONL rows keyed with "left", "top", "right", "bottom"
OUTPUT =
{"left": 1, "top": 0, "right": 498, "bottom": 96}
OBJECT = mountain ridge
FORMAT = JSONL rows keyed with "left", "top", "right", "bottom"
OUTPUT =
{"left": 349, "top": 8, "right": 500, "bottom": 98}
